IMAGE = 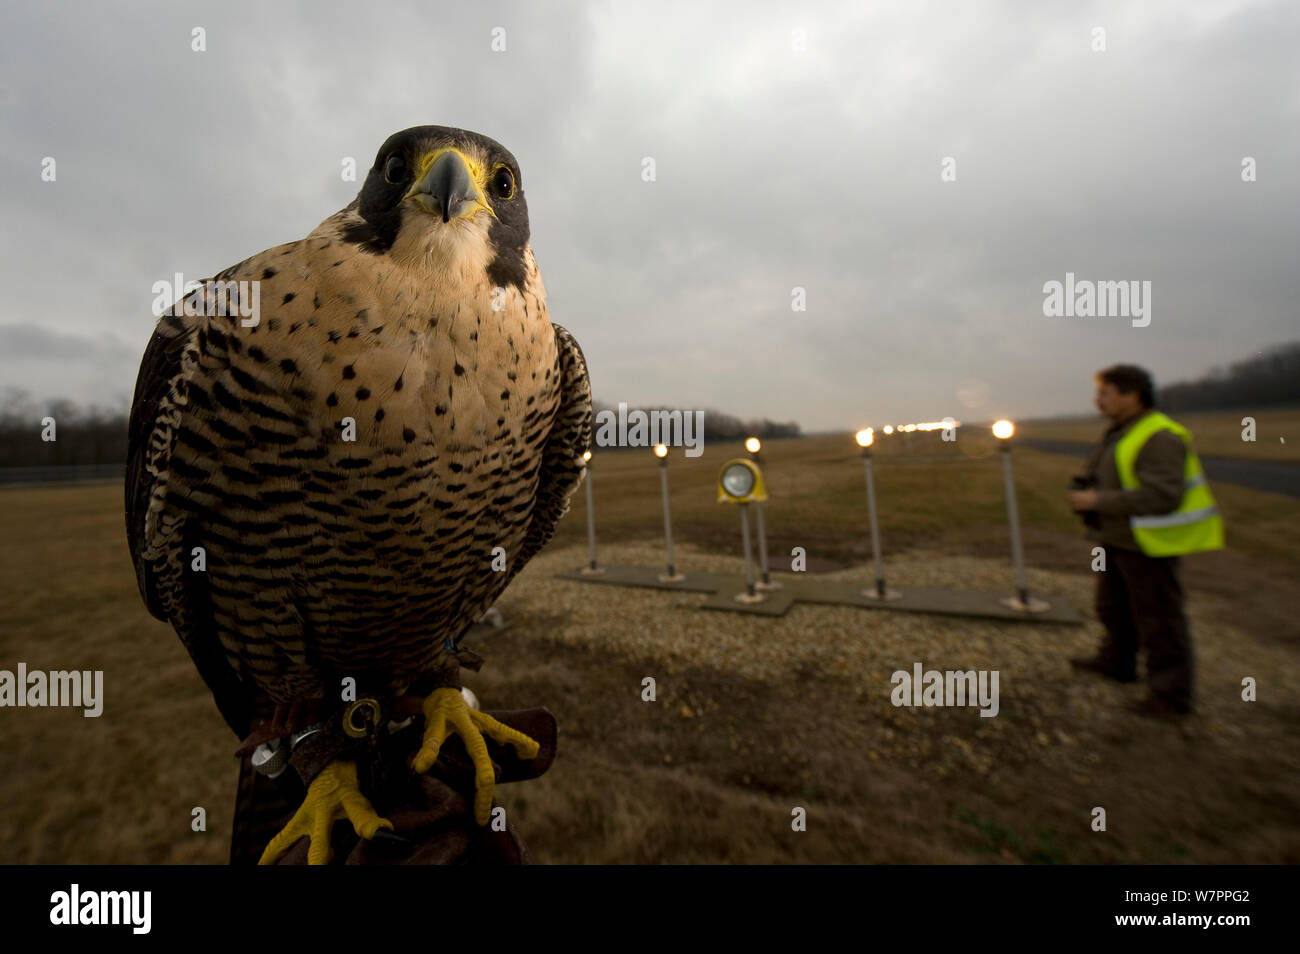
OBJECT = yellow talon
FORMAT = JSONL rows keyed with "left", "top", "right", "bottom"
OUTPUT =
{"left": 412, "top": 687, "right": 540, "bottom": 825}
{"left": 258, "top": 760, "right": 393, "bottom": 865}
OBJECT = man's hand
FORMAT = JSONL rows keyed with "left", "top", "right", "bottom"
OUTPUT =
{"left": 1070, "top": 489, "right": 1100, "bottom": 512}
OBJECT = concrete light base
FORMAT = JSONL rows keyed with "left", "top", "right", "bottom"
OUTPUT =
{"left": 999, "top": 595, "right": 1053, "bottom": 614}
{"left": 556, "top": 565, "right": 1082, "bottom": 624}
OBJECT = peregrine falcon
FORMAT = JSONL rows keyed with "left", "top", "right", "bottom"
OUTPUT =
{"left": 126, "top": 126, "right": 591, "bottom": 863}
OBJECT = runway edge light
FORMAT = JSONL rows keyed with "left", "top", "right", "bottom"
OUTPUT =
{"left": 717, "top": 458, "right": 768, "bottom": 503}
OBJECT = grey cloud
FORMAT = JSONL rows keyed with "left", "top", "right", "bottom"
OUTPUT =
{"left": 0, "top": 0, "right": 1295, "bottom": 429}
{"left": 0, "top": 323, "right": 134, "bottom": 360}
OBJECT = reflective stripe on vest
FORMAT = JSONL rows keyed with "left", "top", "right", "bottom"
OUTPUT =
{"left": 1112, "top": 411, "right": 1225, "bottom": 557}
{"left": 1131, "top": 504, "right": 1220, "bottom": 529}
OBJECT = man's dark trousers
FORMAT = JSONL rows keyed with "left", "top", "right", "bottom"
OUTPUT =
{"left": 1095, "top": 546, "right": 1194, "bottom": 711}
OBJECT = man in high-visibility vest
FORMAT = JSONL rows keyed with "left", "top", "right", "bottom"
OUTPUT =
{"left": 1068, "top": 364, "right": 1224, "bottom": 716}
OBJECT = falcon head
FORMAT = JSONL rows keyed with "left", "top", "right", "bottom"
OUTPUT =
{"left": 342, "top": 125, "right": 531, "bottom": 290}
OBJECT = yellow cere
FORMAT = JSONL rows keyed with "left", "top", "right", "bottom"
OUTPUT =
{"left": 404, "top": 147, "right": 496, "bottom": 219}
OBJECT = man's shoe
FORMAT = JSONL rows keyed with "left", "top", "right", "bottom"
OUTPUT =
{"left": 1069, "top": 655, "right": 1138, "bottom": 683}
{"left": 1129, "top": 696, "right": 1191, "bottom": 717}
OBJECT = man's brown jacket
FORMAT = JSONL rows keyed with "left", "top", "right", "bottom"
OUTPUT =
{"left": 1084, "top": 409, "right": 1187, "bottom": 551}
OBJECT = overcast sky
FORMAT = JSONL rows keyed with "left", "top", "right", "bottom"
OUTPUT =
{"left": 1, "top": 0, "right": 1296, "bottom": 430}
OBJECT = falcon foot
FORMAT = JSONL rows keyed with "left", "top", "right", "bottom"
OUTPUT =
{"left": 258, "top": 760, "right": 395, "bottom": 865}
{"left": 411, "top": 687, "right": 540, "bottom": 825}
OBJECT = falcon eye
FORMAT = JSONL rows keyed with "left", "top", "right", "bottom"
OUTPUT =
{"left": 383, "top": 155, "right": 407, "bottom": 184}
{"left": 490, "top": 166, "right": 515, "bottom": 200}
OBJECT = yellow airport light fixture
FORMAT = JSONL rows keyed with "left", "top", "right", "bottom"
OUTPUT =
{"left": 717, "top": 458, "right": 767, "bottom": 503}
{"left": 745, "top": 436, "right": 761, "bottom": 454}
{"left": 990, "top": 418, "right": 1047, "bottom": 613}
{"left": 882, "top": 425, "right": 894, "bottom": 435}
{"left": 579, "top": 449, "right": 601, "bottom": 575}
{"left": 718, "top": 458, "right": 769, "bottom": 602}
{"left": 654, "top": 445, "right": 684, "bottom": 582}
{"left": 855, "top": 428, "right": 900, "bottom": 601}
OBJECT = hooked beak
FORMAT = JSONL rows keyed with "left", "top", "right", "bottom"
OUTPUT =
{"left": 405, "top": 149, "right": 488, "bottom": 223}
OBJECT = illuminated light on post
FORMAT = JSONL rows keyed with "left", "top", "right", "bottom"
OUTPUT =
{"left": 882, "top": 425, "right": 894, "bottom": 435}
{"left": 744, "top": 436, "right": 778, "bottom": 590}
{"left": 579, "top": 449, "right": 603, "bottom": 575}
{"left": 654, "top": 444, "right": 685, "bottom": 582}
{"left": 718, "top": 458, "right": 768, "bottom": 603}
{"left": 992, "top": 420, "right": 1049, "bottom": 613}
{"left": 855, "top": 428, "right": 901, "bottom": 601}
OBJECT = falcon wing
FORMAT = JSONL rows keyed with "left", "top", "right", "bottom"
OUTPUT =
{"left": 497, "top": 323, "right": 592, "bottom": 592}
{"left": 126, "top": 304, "right": 255, "bottom": 739}
{"left": 125, "top": 314, "right": 186, "bottom": 619}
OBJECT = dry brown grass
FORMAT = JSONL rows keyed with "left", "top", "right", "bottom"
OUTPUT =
{"left": 1, "top": 433, "right": 1296, "bottom": 864}
{"left": 483, "top": 540, "right": 1300, "bottom": 865}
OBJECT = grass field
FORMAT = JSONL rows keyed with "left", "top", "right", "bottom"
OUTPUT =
{"left": 1, "top": 432, "right": 1297, "bottom": 864}
{"left": 1016, "top": 408, "right": 1300, "bottom": 462}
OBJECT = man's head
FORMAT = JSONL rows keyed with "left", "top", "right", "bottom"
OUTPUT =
{"left": 1094, "top": 364, "right": 1154, "bottom": 423}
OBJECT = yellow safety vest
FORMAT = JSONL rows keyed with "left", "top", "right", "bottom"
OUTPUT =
{"left": 1113, "top": 411, "right": 1224, "bottom": 557}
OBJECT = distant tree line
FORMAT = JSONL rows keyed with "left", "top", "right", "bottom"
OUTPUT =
{"left": 0, "top": 390, "right": 129, "bottom": 467}
{"left": 590, "top": 400, "right": 801, "bottom": 444}
{"left": 1158, "top": 340, "right": 1300, "bottom": 412}
{"left": 0, "top": 389, "right": 802, "bottom": 469}
{"left": 7, "top": 336, "right": 1295, "bottom": 469}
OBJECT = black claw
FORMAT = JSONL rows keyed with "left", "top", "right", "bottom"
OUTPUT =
{"left": 370, "top": 828, "right": 412, "bottom": 849}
